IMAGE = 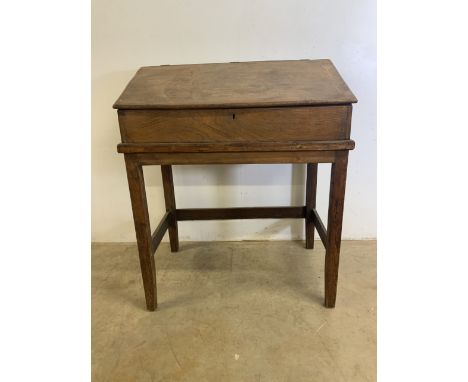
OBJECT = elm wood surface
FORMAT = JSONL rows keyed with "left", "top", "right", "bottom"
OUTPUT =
{"left": 116, "top": 59, "right": 356, "bottom": 311}
{"left": 118, "top": 105, "right": 352, "bottom": 143}
{"left": 123, "top": 151, "right": 338, "bottom": 166}
{"left": 117, "top": 140, "right": 355, "bottom": 154}
{"left": 305, "top": 163, "right": 318, "bottom": 249}
{"left": 311, "top": 208, "right": 328, "bottom": 250}
{"left": 124, "top": 156, "right": 157, "bottom": 311}
{"left": 176, "top": 206, "right": 306, "bottom": 221}
{"left": 324, "top": 151, "right": 349, "bottom": 308}
{"left": 161, "top": 165, "right": 179, "bottom": 252}
{"left": 113, "top": 59, "right": 357, "bottom": 110}
{"left": 151, "top": 212, "right": 170, "bottom": 255}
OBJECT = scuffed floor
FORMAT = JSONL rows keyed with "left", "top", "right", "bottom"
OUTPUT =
{"left": 92, "top": 240, "right": 376, "bottom": 381}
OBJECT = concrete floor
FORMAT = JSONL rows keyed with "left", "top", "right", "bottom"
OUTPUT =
{"left": 92, "top": 240, "right": 376, "bottom": 382}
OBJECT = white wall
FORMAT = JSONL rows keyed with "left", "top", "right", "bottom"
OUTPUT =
{"left": 92, "top": 0, "right": 376, "bottom": 242}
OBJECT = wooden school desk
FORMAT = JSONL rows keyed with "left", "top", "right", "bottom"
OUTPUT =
{"left": 114, "top": 59, "right": 357, "bottom": 311}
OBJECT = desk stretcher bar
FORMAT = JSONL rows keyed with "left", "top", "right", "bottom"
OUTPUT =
{"left": 150, "top": 206, "right": 329, "bottom": 256}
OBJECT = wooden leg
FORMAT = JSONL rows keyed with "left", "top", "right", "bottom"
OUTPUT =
{"left": 125, "top": 156, "right": 157, "bottom": 311}
{"left": 324, "top": 152, "right": 348, "bottom": 308}
{"left": 161, "top": 165, "right": 179, "bottom": 252}
{"left": 305, "top": 163, "right": 318, "bottom": 249}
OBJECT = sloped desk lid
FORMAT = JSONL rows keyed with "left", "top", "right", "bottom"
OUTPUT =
{"left": 113, "top": 59, "right": 357, "bottom": 110}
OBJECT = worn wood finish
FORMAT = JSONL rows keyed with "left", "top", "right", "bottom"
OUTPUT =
{"left": 177, "top": 206, "right": 306, "bottom": 221}
{"left": 324, "top": 151, "right": 349, "bottom": 308}
{"left": 117, "top": 140, "right": 355, "bottom": 154}
{"left": 124, "top": 155, "right": 157, "bottom": 311}
{"left": 116, "top": 59, "right": 356, "bottom": 310}
{"left": 305, "top": 163, "right": 318, "bottom": 249}
{"left": 343, "top": 104, "right": 354, "bottom": 140}
{"left": 118, "top": 106, "right": 351, "bottom": 143}
{"left": 151, "top": 212, "right": 170, "bottom": 255}
{"left": 311, "top": 208, "right": 328, "bottom": 250}
{"left": 129, "top": 151, "right": 337, "bottom": 166}
{"left": 161, "top": 165, "right": 179, "bottom": 252}
{"left": 113, "top": 60, "right": 357, "bottom": 110}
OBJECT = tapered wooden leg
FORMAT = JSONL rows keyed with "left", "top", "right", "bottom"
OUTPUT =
{"left": 161, "top": 165, "right": 179, "bottom": 252}
{"left": 125, "top": 156, "right": 157, "bottom": 311}
{"left": 305, "top": 163, "right": 318, "bottom": 249}
{"left": 324, "top": 152, "right": 349, "bottom": 308}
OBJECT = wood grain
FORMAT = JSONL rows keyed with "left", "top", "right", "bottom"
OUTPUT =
{"left": 118, "top": 106, "right": 351, "bottom": 143}
{"left": 311, "top": 208, "right": 328, "bottom": 250}
{"left": 130, "top": 151, "right": 337, "bottom": 166}
{"left": 124, "top": 155, "right": 157, "bottom": 311}
{"left": 151, "top": 212, "right": 170, "bottom": 255}
{"left": 117, "top": 140, "right": 355, "bottom": 153}
{"left": 305, "top": 163, "right": 318, "bottom": 249}
{"left": 161, "top": 165, "right": 179, "bottom": 252}
{"left": 176, "top": 206, "right": 306, "bottom": 221}
{"left": 113, "top": 59, "right": 357, "bottom": 110}
{"left": 324, "top": 151, "right": 349, "bottom": 308}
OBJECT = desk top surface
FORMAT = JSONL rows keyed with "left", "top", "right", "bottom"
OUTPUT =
{"left": 113, "top": 59, "right": 357, "bottom": 110}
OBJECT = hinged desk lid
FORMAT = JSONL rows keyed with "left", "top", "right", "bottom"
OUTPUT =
{"left": 113, "top": 59, "right": 357, "bottom": 110}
